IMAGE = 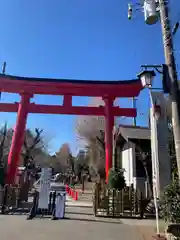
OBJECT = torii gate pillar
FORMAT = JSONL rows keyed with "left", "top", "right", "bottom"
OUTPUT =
{"left": 6, "top": 93, "right": 31, "bottom": 184}
{"left": 104, "top": 97, "right": 114, "bottom": 183}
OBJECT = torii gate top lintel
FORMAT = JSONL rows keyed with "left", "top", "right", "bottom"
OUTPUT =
{"left": 0, "top": 74, "right": 142, "bottom": 97}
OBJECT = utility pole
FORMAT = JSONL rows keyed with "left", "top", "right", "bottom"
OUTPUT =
{"left": 159, "top": 0, "right": 180, "bottom": 181}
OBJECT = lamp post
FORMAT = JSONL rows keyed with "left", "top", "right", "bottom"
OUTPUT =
{"left": 138, "top": 67, "right": 160, "bottom": 235}
{"left": 138, "top": 66, "right": 170, "bottom": 237}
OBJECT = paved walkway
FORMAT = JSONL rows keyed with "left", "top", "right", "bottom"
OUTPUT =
{"left": 14, "top": 184, "right": 158, "bottom": 240}
{"left": 66, "top": 195, "right": 93, "bottom": 207}
{"left": 0, "top": 193, "right": 145, "bottom": 240}
{"left": 0, "top": 214, "right": 144, "bottom": 240}
{"left": 66, "top": 191, "right": 158, "bottom": 240}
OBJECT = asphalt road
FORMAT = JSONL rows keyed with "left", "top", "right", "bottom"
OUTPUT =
{"left": 9, "top": 181, "right": 143, "bottom": 240}
{"left": 0, "top": 214, "right": 143, "bottom": 240}
{"left": 0, "top": 183, "right": 144, "bottom": 240}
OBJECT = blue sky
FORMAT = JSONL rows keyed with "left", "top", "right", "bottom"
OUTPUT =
{"left": 0, "top": 0, "right": 179, "bottom": 155}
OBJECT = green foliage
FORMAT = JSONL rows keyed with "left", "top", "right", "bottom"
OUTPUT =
{"left": 108, "top": 168, "right": 126, "bottom": 190}
{"left": 160, "top": 119, "right": 180, "bottom": 223}
{"left": 160, "top": 118, "right": 180, "bottom": 223}
{"left": 160, "top": 179, "right": 180, "bottom": 223}
{"left": 171, "top": 156, "right": 178, "bottom": 181}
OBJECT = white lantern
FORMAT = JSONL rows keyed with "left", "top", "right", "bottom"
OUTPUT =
{"left": 137, "top": 70, "right": 156, "bottom": 88}
{"left": 144, "top": 0, "right": 158, "bottom": 25}
{"left": 153, "top": 101, "right": 162, "bottom": 120}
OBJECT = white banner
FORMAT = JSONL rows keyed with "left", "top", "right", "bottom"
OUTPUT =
{"left": 150, "top": 91, "right": 171, "bottom": 198}
{"left": 150, "top": 108, "right": 160, "bottom": 197}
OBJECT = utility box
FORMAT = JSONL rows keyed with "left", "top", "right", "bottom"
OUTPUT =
{"left": 144, "top": 0, "right": 158, "bottom": 25}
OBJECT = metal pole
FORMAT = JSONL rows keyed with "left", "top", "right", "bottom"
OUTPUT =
{"left": 112, "top": 126, "right": 117, "bottom": 171}
{"left": 2, "top": 62, "right": 6, "bottom": 74}
{"left": 132, "top": 97, "right": 137, "bottom": 126}
{"left": 153, "top": 178, "right": 160, "bottom": 235}
{"left": 159, "top": 0, "right": 180, "bottom": 181}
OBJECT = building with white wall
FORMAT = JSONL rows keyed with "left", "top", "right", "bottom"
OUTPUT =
{"left": 116, "top": 125, "right": 151, "bottom": 197}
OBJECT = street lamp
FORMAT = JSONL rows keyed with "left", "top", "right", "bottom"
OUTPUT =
{"left": 137, "top": 66, "right": 163, "bottom": 120}
{"left": 137, "top": 69, "right": 156, "bottom": 88}
{"left": 137, "top": 64, "right": 171, "bottom": 93}
{"left": 137, "top": 64, "right": 166, "bottom": 236}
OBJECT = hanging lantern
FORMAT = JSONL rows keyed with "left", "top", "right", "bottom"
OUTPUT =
{"left": 128, "top": 3, "right": 132, "bottom": 20}
{"left": 144, "top": 0, "right": 158, "bottom": 25}
{"left": 137, "top": 69, "right": 156, "bottom": 87}
{"left": 153, "top": 99, "right": 162, "bottom": 120}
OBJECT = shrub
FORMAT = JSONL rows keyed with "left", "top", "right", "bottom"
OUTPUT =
{"left": 160, "top": 179, "right": 180, "bottom": 223}
{"left": 108, "top": 168, "right": 126, "bottom": 190}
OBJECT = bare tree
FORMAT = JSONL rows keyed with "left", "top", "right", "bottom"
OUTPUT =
{"left": 42, "top": 155, "right": 62, "bottom": 173}
{"left": 0, "top": 124, "right": 14, "bottom": 169}
{"left": 0, "top": 125, "right": 50, "bottom": 169}
{"left": 56, "top": 143, "right": 73, "bottom": 173}
{"left": 76, "top": 97, "right": 120, "bottom": 179}
{"left": 21, "top": 128, "right": 45, "bottom": 166}
{"left": 0, "top": 123, "right": 9, "bottom": 166}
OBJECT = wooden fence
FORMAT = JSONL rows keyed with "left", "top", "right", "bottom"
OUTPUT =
{"left": 0, "top": 184, "right": 32, "bottom": 214}
{"left": 93, "top": 183, "right": 150, "bottom": 218}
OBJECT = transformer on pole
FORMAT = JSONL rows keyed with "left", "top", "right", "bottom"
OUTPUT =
{"left": 127, "top": 0, "right": 159, "bottom": 25}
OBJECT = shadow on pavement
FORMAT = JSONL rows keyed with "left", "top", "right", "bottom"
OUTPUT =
{"left": 66, "top": 205, "right": 93, "bottom": 209}
{"left": 66, "top": 211, "right": 94, "bottom": 216}
{"left": 64, "top": 217, "right": 122, "bottom": 224}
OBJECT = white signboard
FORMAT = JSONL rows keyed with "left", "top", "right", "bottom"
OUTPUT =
{"left": 38, "top": 168, "right": 52, "bottom": 209}
{"left": 55, "top": 193, "right": 65, "bottom": 219}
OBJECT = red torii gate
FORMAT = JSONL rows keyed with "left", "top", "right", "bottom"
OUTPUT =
{"left": 0, "top": 74, "right": 143, "bottom": 184}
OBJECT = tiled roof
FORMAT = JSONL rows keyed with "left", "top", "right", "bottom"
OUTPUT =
{"left": 118, "top": 125, "right": 150, "bottom": 140}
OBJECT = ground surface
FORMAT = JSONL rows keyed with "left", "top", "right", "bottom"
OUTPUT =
{"left": 67, "top": 184, "right": 161, "bottom": 240}
{"left": 0, "top": 181, "right": 158, "bottom": 240}
{"left": 0, "top": 214, "right": 143, "bottom": 240}
{"left": 0, "top": 195, "right": 145, "bottom": 240}
{"left": 0, "top": 196, "right": 159, "bottom": 240}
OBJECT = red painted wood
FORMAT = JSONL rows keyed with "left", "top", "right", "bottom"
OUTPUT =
{"left": 0, "top": 75, "right": 142, "bottom": 97}
{"left": 0, "top": 103, "right": 137, "bottom": 117}
{"left": 104, "top": 98, "right": 114, "bottom": 182}
{"left": 7, "top": 94, "right": 31, "bottom": 184}
{"left": 63, "top": 95, "right": 72, "bottom": 107}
